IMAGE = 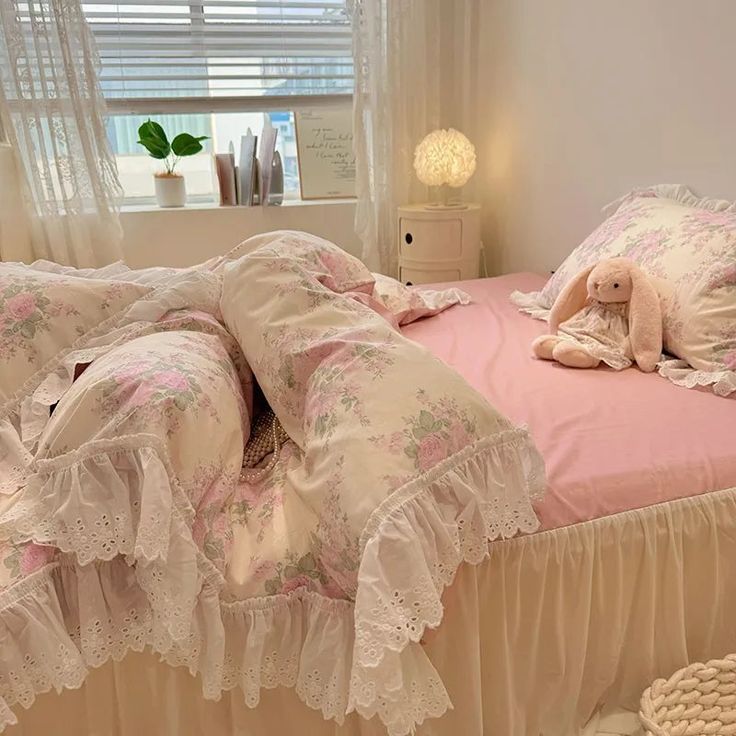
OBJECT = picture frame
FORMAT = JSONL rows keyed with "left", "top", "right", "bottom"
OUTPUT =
{"left": 295, "top": 108, "right": 356, "bottom": 200}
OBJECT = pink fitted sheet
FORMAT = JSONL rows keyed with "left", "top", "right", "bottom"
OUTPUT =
{"left": 402, "top": 273, "right": 736, "bottom": 531}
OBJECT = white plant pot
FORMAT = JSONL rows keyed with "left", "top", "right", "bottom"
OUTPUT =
{"left": 154, "top": 174, "right": 186, "bottom": 208}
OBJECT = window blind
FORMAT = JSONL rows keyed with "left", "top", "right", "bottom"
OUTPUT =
{"left": 81, "top": 1, "right": 354, "bottom": 101}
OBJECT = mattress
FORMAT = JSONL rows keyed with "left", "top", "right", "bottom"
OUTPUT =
{"left": 403, "top": 272, "right": 736, "bottom": 530}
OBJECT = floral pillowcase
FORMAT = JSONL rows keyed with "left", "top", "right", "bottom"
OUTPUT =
{"left": 512, "top": 185, "right": 736, "bottom": 396}
{"left": 0, "top": 264, "right": 151, "bottom": 409}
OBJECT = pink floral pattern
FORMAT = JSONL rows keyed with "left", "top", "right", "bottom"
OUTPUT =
{"left": 0, "top": 277, "right": 80, "bottom": 361}
{"left": 371, "top": 389, "right": 478, "bottom": 473}
{"left": 1, "top": 541, "right": 56, "bottom": 587}
{"left": 679, "top": 209, "right": 736, "bottom": 252}
{"left": 0, "top": 266, "right": 150, "bottom": 408}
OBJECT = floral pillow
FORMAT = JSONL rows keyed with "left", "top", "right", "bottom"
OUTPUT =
{"left": 0, "top": 264, "right": 151, "bottom": 409}
{"left": 511, "top": 185, "right": 736, "bottom": 396}
{"left": 370, "top": 273, "right": 471, "bottom": 326}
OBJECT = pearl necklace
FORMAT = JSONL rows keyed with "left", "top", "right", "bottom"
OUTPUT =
{"left": 240, "top": 409, "right": 289, "bottom": 483}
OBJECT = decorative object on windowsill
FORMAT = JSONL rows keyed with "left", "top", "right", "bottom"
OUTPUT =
{"left": 214, "top": 151, "right": 237, "bottom": 206}
{"left": 238, "top": 129, "right": 258, "bottom": 206}
{"left": 413, "top": 128, "right": 476, "bottom": 210}
{"left": 268, "top": 151, "right": 284, "bottom": 205}
{"left": 295, "top": 107, "right": 356, "bottom": 200}
{"left": 137, "top": 119, "right": 208, "bottom": 208}
{"left": 257, "top": 117, "right": 278, "bottom": 208}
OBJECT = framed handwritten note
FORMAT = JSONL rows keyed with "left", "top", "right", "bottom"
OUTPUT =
{"left": 295, "top": 108, "right": 356, "bottom": 200}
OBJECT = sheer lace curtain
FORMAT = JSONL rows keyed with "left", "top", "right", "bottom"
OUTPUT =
{"left": 0, "top": 0, "right": 123, "bottom": 267}
{"left": 351, "top": 0, "right": 481, "bottom": 275}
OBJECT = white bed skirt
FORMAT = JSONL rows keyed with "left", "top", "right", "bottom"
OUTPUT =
{"left": 7, "top": 487, "right": 736, "bottom": 736}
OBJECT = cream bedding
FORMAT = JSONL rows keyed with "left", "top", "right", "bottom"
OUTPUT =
{"left": 0, "top": 232, "right": 543, "bottom": 735}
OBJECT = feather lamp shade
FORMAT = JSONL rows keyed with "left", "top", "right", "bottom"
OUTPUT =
{"left": 413, "top": 128, "right": 476, "bottom": 208}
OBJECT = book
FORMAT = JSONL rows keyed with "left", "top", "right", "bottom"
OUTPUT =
{"left": 257, "top": 116, "right": 278, "bottom": 208}
{"left": 214, "top": 152, "right": 236, "bottom": 206}
{"left": 238, "top": 129, "right": 258, "bottom": 206}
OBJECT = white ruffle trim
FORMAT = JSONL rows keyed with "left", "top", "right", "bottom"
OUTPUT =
{"left": 602, "top": 183, "right": 736, "bottom": 218}
{"left": 0, "top": 428, "right": 545, "bottom": 735}
{"left": 0, "top": 439, "right": 207, "bottom": 649}
{"left": 658, "top": 358, "right": 736, "bottom": 398}
{"left": 509, "top": 289, "right": 551, "bottom": 321}
{"left": 349, "top": 430, "right": 544, "bottom": 728}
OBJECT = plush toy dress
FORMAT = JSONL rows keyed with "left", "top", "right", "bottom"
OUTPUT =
{"left": 557, "top": 300, "right": 633, "bottom": 370}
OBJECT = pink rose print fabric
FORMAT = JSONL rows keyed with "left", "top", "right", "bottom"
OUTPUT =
{"left": 0, "top": 265, "right": 151, "bottom": 407}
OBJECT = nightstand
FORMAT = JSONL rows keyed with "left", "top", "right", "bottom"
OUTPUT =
{"left": 397, "top": 203, "right": 481, "bottom": 285}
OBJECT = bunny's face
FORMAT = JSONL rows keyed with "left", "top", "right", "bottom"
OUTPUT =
{"left": 586, "top": 262, "right": 633, "bottom": 303}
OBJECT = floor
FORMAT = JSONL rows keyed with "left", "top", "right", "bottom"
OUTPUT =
{"left": 581, "top": 707, "right": 643, "bottom": 736}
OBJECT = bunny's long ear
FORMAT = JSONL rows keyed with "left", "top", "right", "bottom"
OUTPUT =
{"left": 549, "top": 264, "right": 595, "bottom": 333}
{"left": 628, "top": 264, "right": 662, "bottom": 372}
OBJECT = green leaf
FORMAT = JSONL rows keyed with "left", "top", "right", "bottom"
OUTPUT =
{"left": 404, "top": 444, "right": 418, "bottom": 459}
{"left": 173, "top": 394, "right": 190, "bottom": 411}
{"left": 203, "top": 537, "right": 224, "bottom": 561}
{"left": 137, "top": 119, "right": 170, "bottom": 158}
{"left": 412, "top": 426, "right": 428, "bottom": 440}
{"left": 264, "top": 578, "right": 280, "bottom": 595}
{"left": 419, "top": 410, "right": 435, "bottom": 431}
{"left": 298, "top": 553, "right": 316, "bottom": 571}
{"left": 171, "top": 133, "right": 208, "bottom": 157}
{"left": 20, "top": 322, "right": 35, "bottom": 339}
{"left": 283, "top": 564, "right": 300, "bottom": 580}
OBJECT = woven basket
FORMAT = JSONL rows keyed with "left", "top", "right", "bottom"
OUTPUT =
{"left": 640, "top": 654, "right": 736, "bottom": 736}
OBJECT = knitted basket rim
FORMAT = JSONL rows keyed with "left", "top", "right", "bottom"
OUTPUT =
{"left": 640, "top": 654, "right": 736, "bottom": 736}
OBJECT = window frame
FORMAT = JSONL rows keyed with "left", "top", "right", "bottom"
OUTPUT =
{"left": 105, "top": 93, "right": 352, "bottom": 116}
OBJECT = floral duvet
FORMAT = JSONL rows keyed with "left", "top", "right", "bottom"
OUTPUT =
{"left": 0, "top": 231, "right": 544, "bottom": 735}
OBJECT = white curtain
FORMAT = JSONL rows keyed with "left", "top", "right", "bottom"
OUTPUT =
{"left": 351, "top": 0, "right": 481, "bottom": 275}
{"left": 0, "top": 0, "right": 123, "bottom": 267}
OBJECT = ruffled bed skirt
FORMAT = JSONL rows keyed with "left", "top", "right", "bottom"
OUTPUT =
{"left": 6, "top": 486, "right": 736, "bottom": 736}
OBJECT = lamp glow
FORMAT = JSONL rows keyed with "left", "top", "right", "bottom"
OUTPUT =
{"left": 413, "top": 128, "right": 476, "bottom": 208}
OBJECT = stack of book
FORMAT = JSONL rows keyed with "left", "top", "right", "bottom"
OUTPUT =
{"left": 214, "top": 120, "right": 283, "bottom": 206}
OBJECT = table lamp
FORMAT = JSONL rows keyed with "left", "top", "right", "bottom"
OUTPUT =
{"left": 413, "top": 128, "right": 476, "bottom": 209}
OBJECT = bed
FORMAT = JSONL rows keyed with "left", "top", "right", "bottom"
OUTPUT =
{"left": 5, "top": 266, "right": 735, "bottom": 736}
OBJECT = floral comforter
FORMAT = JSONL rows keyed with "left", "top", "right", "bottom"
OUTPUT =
{"left": 0, "top": 232, "right": 544, "bottom": 735}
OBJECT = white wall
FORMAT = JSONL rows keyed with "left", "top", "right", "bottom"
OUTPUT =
{"left": 120, "top": 200, "right": 360, "bottom": 268}
{"left": 468, "top": 0, "right": 736, "bottom": 276}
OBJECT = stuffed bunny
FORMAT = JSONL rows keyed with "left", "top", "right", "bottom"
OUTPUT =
{"left": 532, "top": 257, "right": 662, "bottom": 372}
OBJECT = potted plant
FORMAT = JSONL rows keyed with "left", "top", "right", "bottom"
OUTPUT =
{"left": 137, "top": 120, "right": 208, "bottom": 208}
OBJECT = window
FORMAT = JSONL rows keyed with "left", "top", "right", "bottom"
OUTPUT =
{"left": 82, "top": 1, "right": 353, "bottom": 203}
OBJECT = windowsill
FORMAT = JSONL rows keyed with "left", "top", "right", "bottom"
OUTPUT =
{"left": 120, "top": 198, "right": 356, "bottom": 213}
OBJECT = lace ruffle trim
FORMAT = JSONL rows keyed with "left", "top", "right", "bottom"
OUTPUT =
{"left": 658, "top": 358, "right": 736, "bottom": 397}
{"left": 0, "top": 429, "right": 545, "bottom": 735}
{"left": 348, "top": 430, "right": 544, "bottom": 723}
